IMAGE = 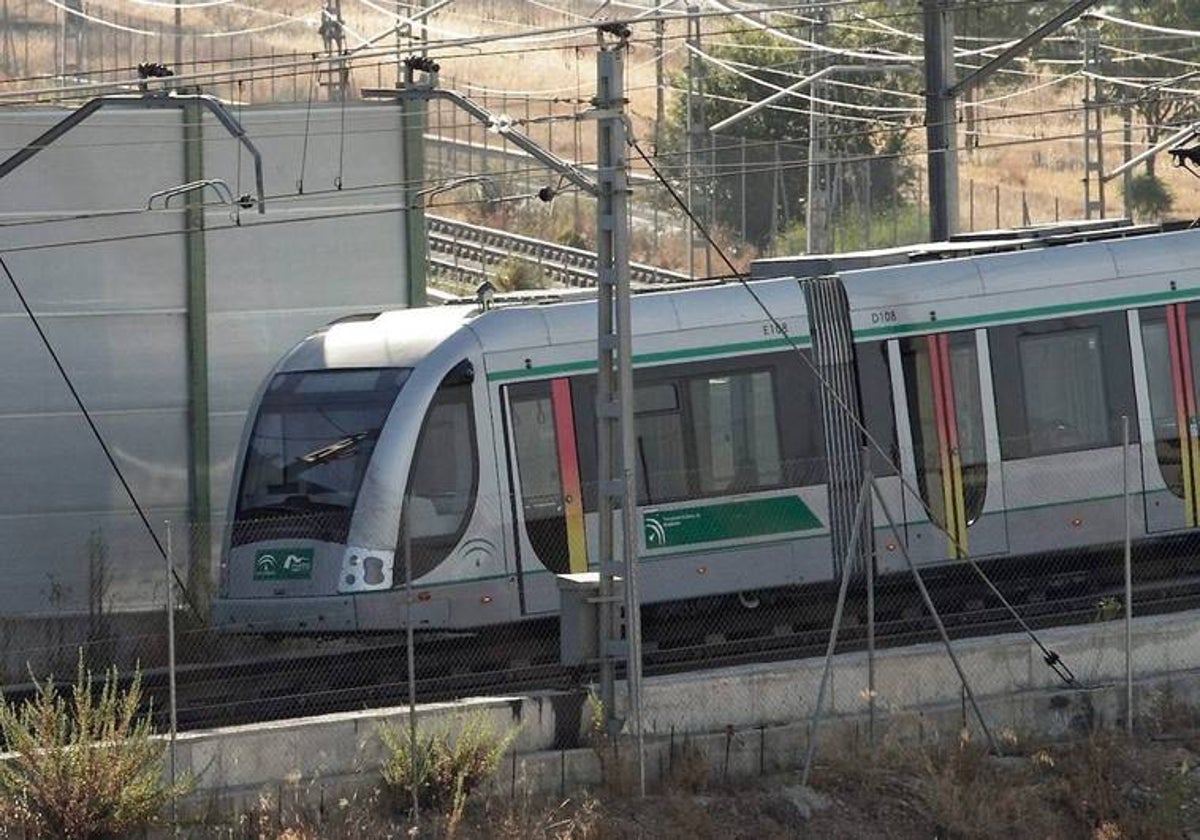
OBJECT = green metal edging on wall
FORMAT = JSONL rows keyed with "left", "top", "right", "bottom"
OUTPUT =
{"left": 402, "top": 97, "right": 427, "bottom": 308}
{"left": 183, "top": 98, "right": 212, "bottom": 603}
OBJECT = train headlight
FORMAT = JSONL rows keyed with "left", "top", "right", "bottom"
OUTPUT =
{"left": 337, "top": 547, "right": 395, "bottom": 593}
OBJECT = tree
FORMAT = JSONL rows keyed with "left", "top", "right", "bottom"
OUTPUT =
{"left": 1108, "top": 0, "right": 1200, "bottom": 177}
{"left": 1125, "top": 171, "right": 1174, "bottom": 219}
{"left": 658, "top": 15, "right": 918, "bottom": 248}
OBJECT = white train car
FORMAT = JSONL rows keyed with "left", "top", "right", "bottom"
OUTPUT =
{"left": 213, "top": 221, "right": 1200, "bottom": 634}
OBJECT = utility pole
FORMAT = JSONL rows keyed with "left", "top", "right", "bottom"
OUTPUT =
{"left": 174, "top": 0, "right": 182, "bottom": 74}
{"left": 1082, "top": 22, "right": 1105, "bottom": 219}
{"left": 319, "top": 0, "right": 348, "bottom": 101}
{"left": 1121, "top": 104, "right": 1132, "bottom": 220}
{"left": 654, "top": 18, "right": 664, "bottom": 241}
{"left": 931, "top": 0, "right": 1100, "bottom": 240}
{"left": 923, "top": 0, "right": 957, "bottom": 241}
{"left": 0, "top": 0, "right": 13, "bottom": 77}
{"left": 685, "top": 5, "right": 702, "bottom": 278}
{"left": 594, "top": 25, "right": 641, "bottom": 756}
{"left": 806, "top": 8, "right": 831, "bottom": 254}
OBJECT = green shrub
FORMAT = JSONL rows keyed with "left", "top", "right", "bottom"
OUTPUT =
{"left": 0, "top": 655, "right": 189, "bottom": 840}
{"left": 493, "top": 257, "right": 547, "bottom": 292}
{"left": 379, "top": 712, "right": 519, "bottom": 814}
{"left": 1126, "top": 172, "right": 1174, "bottom": 221}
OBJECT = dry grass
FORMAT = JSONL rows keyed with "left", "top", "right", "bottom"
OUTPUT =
{"left": 810, "top": 720, "right": 1200, "bottom": 840}
{"left": 5, "top": 1, "right": 1197, "bottom": 260}
{"left": 175, "top": 708, "right": 1200, "bottom": 840}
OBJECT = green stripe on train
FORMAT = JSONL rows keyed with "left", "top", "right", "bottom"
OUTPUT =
{"left": 643, "top": 496, "right": 823, "bottom": 550}
{"left": 486, "top": 335, "right": 810, "bottom": 382}
{"left": 486, "top": 285, "right": 1200, "bottom": 382}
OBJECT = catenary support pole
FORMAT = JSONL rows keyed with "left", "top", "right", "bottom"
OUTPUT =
{"left": 182, "top": 96, "right": 212, "bottom": 604}
{"left": 401, "top": 74, "right": 428, "bottom": 306}
{"left": 923, "top": 0, "right": 957, "bottom": 241}
{"left": 685, "top": 6, "right": 700, "bottom": 278}
{"left": 594, "top": 30, "right": 640, "bottom": 781}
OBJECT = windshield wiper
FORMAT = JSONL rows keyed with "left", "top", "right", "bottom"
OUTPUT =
{"left": 299, "top": 430, "right": 377, "bottom": 467}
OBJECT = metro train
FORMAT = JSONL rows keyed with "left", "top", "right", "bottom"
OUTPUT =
{"left": 213, "top": 219, "right": 1200, "bottom": 634}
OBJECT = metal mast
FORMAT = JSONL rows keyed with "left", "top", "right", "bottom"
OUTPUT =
{"left": 923, "top": 0, "right": 957, "bottom": 241}
{"left": 1083, "top": 23, "right": 1105, "bottom": 219}
{"left": 593, "top": 25, "right": 640, "bottom": 745}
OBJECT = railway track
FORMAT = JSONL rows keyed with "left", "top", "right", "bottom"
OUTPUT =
{"left": 426, "top": 214, "right": 694, "bottom": 289}
{"left": 61, "top": 572, "right": 1200, "bottom": 733}
{"left": 4, "top": 568, "right": 1193, "bottom": 737}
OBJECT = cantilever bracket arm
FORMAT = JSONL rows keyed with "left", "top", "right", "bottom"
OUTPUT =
{"left": 366, "top": 84, "right": 600, "bottom": 199}
{"left": 1104, "top": 121, "right": 1200, "bottom": 183}
{"left": 949, "top": 0, "right": 1100, "bottom": 97}
{"left": 0, "top": 93, "right": 266, "bottom": 213}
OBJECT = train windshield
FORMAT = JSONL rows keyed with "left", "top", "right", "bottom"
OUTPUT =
{"left": 235, "top": 368, "right": 410, "bottom": 526}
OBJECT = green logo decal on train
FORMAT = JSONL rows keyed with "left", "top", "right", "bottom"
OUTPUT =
{"left": 254, "top": 548, "right": 314, "bottom": 581}
{"left": 643, "top": 496, "right": 822, "bottom": 549}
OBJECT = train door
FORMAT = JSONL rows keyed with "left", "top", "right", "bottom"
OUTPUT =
{"left": 501, "top": 378, "right": 588, "bottom": 615}
{"left": 895, "top": 328, "right": 1008, "bottom": 561}
{"left": 1135, "top": 304, "right": 1200, "bottom": 532}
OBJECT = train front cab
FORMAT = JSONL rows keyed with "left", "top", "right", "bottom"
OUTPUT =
{"left": 213, "top": 353, "right": 492, "bottom": 634}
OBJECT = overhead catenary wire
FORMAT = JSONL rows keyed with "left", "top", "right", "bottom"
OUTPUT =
{"left": 0, "top": 4, "right": 1190, "bottom": 237}
{"left": 0, "top": 5, "right": 1142, "bottom": 113}
{"left": 41, "top": 0, "right": 316, "bottom": 38}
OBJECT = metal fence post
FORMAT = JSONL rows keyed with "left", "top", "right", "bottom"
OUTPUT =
{"left": 404, "top": 504, "right": 420, "bottom": 821}
{"left": 165, "top": 520, "right": 179, "bottom": 835}
{"left": 1123, "top": 415, "right": 1133, "bottom": 734}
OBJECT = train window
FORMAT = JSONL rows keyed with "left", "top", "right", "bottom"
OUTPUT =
{"left": 233, "top": 367, "right": 409, "bottom": 546}
{"left": 1139, "top": 304, "right": 1200, "bottom": 500}
{"left": 775, "top": 350, "right": 828, "bottom": 487}
{"left": 634, "top": 381, "right": 688, "bottom": 503}
{"left": 901, "top": 332, "right": 987, "bottom": 532}
{"left": 1019, "top": 330, "right": 1108, "bottom": 455}
{"left": 856, "top": 341, "right": 898, "bottom": 477}
{"left": 689, "top": 371, "right": 781, "bottom": 495}
{"left": 990, "top": 313, "right": 1135, "bottom": 460}
{"left": 404, "top": 373, "right": 478, "bottom": 578}
{"left": 572, "top": 351, "right": 825, "bottom": 511}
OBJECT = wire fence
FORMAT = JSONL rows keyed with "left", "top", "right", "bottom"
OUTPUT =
{"left": 0, "top": 13, "right": 1099, "bottom": 265}
{"left": 4, "top": 420, "right": 1198, "bottom": 746}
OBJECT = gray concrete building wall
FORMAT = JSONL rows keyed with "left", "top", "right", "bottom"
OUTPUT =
{"left": 0, "top": 101, "right": 414, "bottom": 615}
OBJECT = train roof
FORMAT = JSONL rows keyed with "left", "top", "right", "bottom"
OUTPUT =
{"left": 750, "top": 217, "right": 1184, "bottom": 279}
{"left": 278, "top": 219, "right": 1200, "bottom": 373}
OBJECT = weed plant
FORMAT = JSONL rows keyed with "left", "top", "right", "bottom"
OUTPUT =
{"left": 379, "top": 712, "right": 519, "bottom": 817}
{"left": 0, "top": 654, "right": 189, "bottom": 840}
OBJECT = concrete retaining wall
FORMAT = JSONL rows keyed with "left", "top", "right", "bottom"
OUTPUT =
{"left": 165, "top": 608, "right": 1200, "bottom": 815}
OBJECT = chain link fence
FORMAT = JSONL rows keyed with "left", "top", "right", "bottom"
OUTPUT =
{"left": 3, "top": 419, "right": 1195, "bottom": 737}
